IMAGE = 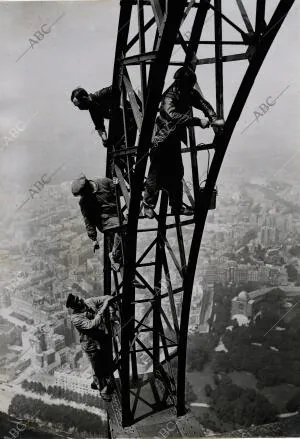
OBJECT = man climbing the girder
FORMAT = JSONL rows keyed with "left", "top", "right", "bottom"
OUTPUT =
{"left": 71, "top": 174, "right": 122, "bottom": 272}
{"left": 66, "top": 293, "right": 115, "bottom": 401}
{"left": 70, "top": 86, "right": 136, "bottom": 177}
{"left": 143, "top": 66, "right": 223, "bottom": 219}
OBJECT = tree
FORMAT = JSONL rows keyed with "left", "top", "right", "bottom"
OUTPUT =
{"left": 187, "top": 333, "right": 218, "bottom": 371}
{"left": 8, "top": 395, "right": 107, "bottom": 435}
{"left": 205, "top": 384, "right": 212, "bottom": 397}
{"left": 286, "top": 392, "right": 300, "bottom": 412}
{"left": 209, "top": 379, "right": 278, "bottom": 428}
{"left": 286, "top": 264, "right": 299, "bottom": 282}
{"left": 185, "top": 381, "right": 197, "bottom": 402}
{"left": 241, "top": 229, "right": 257, "bottom": 246}
{"left": 289, "top": 245, "right": 300, "bottom": 257}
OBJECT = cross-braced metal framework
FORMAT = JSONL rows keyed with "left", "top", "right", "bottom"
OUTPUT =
{"left": 103, "top": 0, "right": 295, "bottom": 431}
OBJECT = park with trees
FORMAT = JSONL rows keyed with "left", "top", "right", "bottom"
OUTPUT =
{"left": 8, "top": 394, "right": 107, "bottom": 437}
{"left": 21, "top": 379, "right": 104, "bottom": 410}
{"left": 186, "top": 281, "right": 300, "bottom": 428}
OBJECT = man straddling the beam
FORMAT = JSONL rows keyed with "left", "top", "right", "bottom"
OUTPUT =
{"left": 71, "top": 174, "right": 122, "bottom": 272}
{"left": 66, "top": 293, "right": 116, "bottom": 401}
{"left": 143, "top": 66, "right": 222, "bottom": 219}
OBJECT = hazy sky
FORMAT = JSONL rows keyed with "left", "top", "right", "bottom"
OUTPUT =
{"left": 0, "top": 0, "right": 299, "bottom": 208}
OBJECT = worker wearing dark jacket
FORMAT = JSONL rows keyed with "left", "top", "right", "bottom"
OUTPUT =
{"left": 71, "top": 86, "right": 136, "bottom": 177}
{"left": 143, "top": 66, "right": 220, "bottom": 218}
{"left": 71, "top": 174, "right": 122, "bottom": 271}
{"left": 66, "top": 293, "right": 115, "bottom": 401}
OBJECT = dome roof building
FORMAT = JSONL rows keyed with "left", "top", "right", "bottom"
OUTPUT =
{"left": 237, "top": 291, "right": 249, "bottom": 301}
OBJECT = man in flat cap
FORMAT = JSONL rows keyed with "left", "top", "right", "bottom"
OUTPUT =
{"left": 72, "top": 174, "right": 122, "bottom": 271}
{"left": 66, "top": 293, "right": 116, "bottom": 401}
{"left": 143, "top": 66, "right": 223, "bottom": 219}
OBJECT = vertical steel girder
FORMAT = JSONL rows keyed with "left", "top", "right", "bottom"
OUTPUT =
{"left": 105, "top": 0, "right": 295, "bottom": 429}
{"left": 104, "top": 1, "right": 133, "bottom": 300}
{"left": 214, "top": 0, "right": 224, "bottom": 119}
{"left": 120, "top": 0, "right": 187, "bottom": 426}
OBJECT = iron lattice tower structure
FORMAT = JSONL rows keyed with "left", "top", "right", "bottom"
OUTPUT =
{"left": 103, "top": 0, "right": 295, "bottom": 435}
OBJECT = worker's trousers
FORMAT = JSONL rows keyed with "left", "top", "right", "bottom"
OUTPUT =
{"left": 86, "top": 346, "right": 112, "bottom": 390}
{"left": 143, "top": 153, "right": 184, "bottom": 211}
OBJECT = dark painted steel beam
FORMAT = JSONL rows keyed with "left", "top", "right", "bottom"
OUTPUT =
{"left": 182, "top": 40, "right": 248, "bottom": 45}
{"left": 236, "top": 0, "right": 254, "bottom": 34}
{"left": 195, "top": 53, "right": 248, "bottom": 65}
{"left": 255, "top": 0, "right": 266, "bottom": 35}
{"left": 105, "top": 0, "right": 133, "bottom": 319}
{"left": 137, "top": 0, "right": 148, "bottom": 113}
{"left": 205, "top": 1, "right": 249, "bottom": 40}
{"left": 119, "top": 52, "right": 249, "bottom": 66}
{"left": 123, "top": 74, "right": 143, "bottom": 131}
{"left": 126, "top": 17, "right": 156, "bottom": 51}
{"left": 160, "top": 248, "right": 180, "bottom": 334}
{"left": 149, "top": 0, "right": 164, "bottom": 31}
{"left": 153, "top": 192, "right": 168, "bottom": 373}
{"left": 121, "top": 4, "right": 188, "bottom": 425}
{"left": 122, "top": 51, "right": 157, "bottom": 65}
{"left": 186, "top": 0, "right": 212, "bottom": 66}
{"left": 215, "top": 0, "right": 224, "bottom": 119}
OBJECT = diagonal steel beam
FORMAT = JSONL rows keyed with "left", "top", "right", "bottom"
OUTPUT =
{"left": 153, "top": 192, "right": 168, "bottom": 373}
{"left": 123, "top": 73, "right": 143, "bottom": 131}
{"left": 186, "top": 0, "right": 212, "bottom": 66}
{"left": 161, "top": 234, "right": 183, "bottom": 278}
{"left": 183, "top": 178, "right": 195, "bottom": 208}
{"left": 205, "top": 1, "right": 249, "bottom": 40}
{"left": 149, "top": 0, "right": 164, "bottom": 31}
{"left": 136, "top": 237, "right": 158, "bottom": 265}
{"left": 126, "top": 17, "right": 156, "bottom": 51}
{"left": 161, "top": 248, "right": 180, "bottom": 333}
{"left": 236, "top": 0, "right": 254, "bottom": 34}
{"left": 114, "top": 164, "right": 130, "bottom": 208}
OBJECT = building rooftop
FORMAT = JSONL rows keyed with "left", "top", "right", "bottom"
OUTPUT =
{"left": 237, "top": 290, "right": 248, "bottom": 301}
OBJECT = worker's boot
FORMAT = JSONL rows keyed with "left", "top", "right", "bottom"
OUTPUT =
{"left": 211, "top": 118, "right": 225, "bottom": 128}
{"left": 91, "top": 381, "right": 98, "bottom": 390}
{"left": 106, "top": 378, "right": 114, "bottom": 394}
{"left": 211, "top": 118, "right": 225, "bottom": 135}
{"left": 133, "top": 279, "right": 146, "bottom": 288}
{"left": 91, "top": 376, "right": 99, "bottom": 390}
{"left": 100, "top": 378, "right": 113, "bottom": 402}
{"left": 119, "top": 266, "right": 143, "bottom": 288}
{"left": 100, "top": 385, "right": 112, "bottom": 402}
{"left": 143, "top": 205, "right": 155, "bottom": 219}
{"left": 171, "top": 205, "right": 194, "bottom": 216}
{"left": 109, "top": 252, "right": 121, "bottom": 272}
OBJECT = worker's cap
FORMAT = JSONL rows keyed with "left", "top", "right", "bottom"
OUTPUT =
{"left": 66, "top": 293, "right": 77, "bottom": 308}
{"left": 70, "top": 87, "right": 89, "bottom": 103}
{"left": 174, "top": 66, "right": 197, "bottom": 84}
{"left": 66, "top": 293, "right": 84, "bottom": 310}
{"left": 71, "top": 173, "right": 88, "bottom": 196}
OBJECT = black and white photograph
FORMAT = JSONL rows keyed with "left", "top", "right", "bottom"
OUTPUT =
{"left": 0, "top": 0, "right": 300, "bottom": 437}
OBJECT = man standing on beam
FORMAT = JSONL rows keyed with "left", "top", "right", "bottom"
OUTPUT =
{"left": 66, "top": 293, "right": 116, "bottom": 401}
{"left": 143, "top": 66, "right": 222, "bottom": 219}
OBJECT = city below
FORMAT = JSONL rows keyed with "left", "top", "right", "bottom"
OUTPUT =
{"left": 1, "top": 175, "right": 300, "bottom": 436}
